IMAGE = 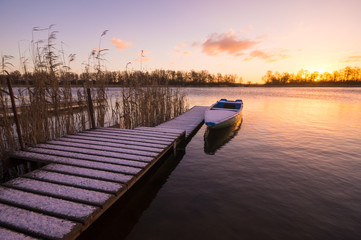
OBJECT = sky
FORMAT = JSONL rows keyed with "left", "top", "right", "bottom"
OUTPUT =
{"left": 1, "top": 0, "right": 361, "bottom": 83}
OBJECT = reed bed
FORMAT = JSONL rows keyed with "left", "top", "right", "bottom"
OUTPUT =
{"left": 0, "top": 75, "right": 107, "bottom": 155}
{"left": 0, "top": 26, "right": 108, "bottom": 160}
{"left": 111, "top": 76, "right": 188, "bottom": 129}
{"left": 1, "top": 26, "right": 188, "bottom": 168}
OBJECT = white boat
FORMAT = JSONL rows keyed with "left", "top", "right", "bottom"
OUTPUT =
{"left": 204, "top": 99, "right": 243, "bottom": 128}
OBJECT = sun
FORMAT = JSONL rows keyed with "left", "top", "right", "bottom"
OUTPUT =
{"left": 305, "top": 65, "right": 332, "bottom": 82}
{"left": 307, "top": 65, "right": 330, "bottom": 74}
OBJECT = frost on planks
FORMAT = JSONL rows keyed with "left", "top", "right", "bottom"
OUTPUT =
{"left": 12, "top": 150, "right": 145, "bottom": 175}
{"left": 34, "top": 144, "right": 154, "bottom": 162}
{"left": 26, "top": 170, "right": 124, "bottom": 194}
{"left": 45, "top": 140, "right": 159, "bottom": 157}
{"left": 0, "top": 202, "right": 81, "bottom": 239}
{"left": 43, "top": 164, "right": 133, "bottom": 183}
{"left": 4, "top": 178, "right": 112, "bottom": 207}
{"left": 0, "top": 186, "right": 99, "bottom": 223}
{"left": 0, "top": 226, "right": 38, "bottom": 240}
{"left": 15, "top": 147, "right": 149, "bottom": 167}
{"left": 58, "top": 136, "right": 163, "bottom": 153}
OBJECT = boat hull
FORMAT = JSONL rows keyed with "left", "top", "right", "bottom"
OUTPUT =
{"left": 205, "top": 111, "right": 242, "bottom": 129}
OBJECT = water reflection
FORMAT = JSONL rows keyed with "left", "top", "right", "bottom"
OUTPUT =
{"left": 78, "top": 151, "right": 185, "bottom": 240}
{"left": 204, "top": 116, "right": 243, "bottom": 155}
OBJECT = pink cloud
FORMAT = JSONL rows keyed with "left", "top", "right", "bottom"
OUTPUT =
{"left": 342, "top": 55, "right": 361, "bottom": 63}
{"left": 132, "top": 57, "right": 152, "bottom": 63}
{"left": 192, "top": 41, "right": 200, "bottom": 47}
{"left": 111, "top": 38, "right": 132, "bottom": 50}
{"left": 140, "top": 57, "right": 151, "bottom": 63}
{"left": 245, "top": 50, "right": 289, "bottom": 63}
{"left": 176, "top": 43, "right": 186, "bottom": 49}
{"left": 137, "top": 49, "right": 150, "bottom": 56}
{"left": 202, "top": 30, "right": 259, "bottom": 56}
{"left": 131, "top": 50, "right": 152, "bottom": 62}
{"left": 174, "top": 43, "right": 191, "bottom": 56}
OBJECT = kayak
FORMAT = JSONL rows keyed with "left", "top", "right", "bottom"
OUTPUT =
{"left": 204, "top": 99, "right": 243, "bottom": 129}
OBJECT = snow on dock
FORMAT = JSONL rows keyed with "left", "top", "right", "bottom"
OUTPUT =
{"left": 137, "top": 106, "right": 208, "bottom": 137}
{"left": 0, "top": 106, "right": 207, "bottom": 239}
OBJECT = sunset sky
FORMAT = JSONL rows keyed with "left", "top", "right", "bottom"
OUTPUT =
{"left": 1, "top": 0, "right": 361, "bottom": 83}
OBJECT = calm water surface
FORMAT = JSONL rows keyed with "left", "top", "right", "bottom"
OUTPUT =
{"left": 86, "top": 87, "right": 361, "bottom": 239}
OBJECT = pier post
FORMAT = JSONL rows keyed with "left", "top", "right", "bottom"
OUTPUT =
{"left": 6, "top": 74, "right": 25, "bottom": 150}
{"left": 87, "top": 88, "right": 96, "bottom": 129}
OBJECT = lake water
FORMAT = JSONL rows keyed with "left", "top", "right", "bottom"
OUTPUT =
{"left": 79, "top": 87, "right": 361, "bottom": 240}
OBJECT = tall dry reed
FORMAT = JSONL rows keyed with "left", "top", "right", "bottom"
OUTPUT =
{"left": 0, "top": 26, "right": 108, "bottom": 160}
{"left": 112, "top": 75, "right": 188, "bottom": 129}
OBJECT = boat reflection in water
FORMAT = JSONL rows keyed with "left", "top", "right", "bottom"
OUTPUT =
{"left": 204, "top": 116, "right": 243, "bottom": 155}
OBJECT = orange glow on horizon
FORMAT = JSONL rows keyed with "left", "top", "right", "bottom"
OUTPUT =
{"left": 306, "top": 65, "right": 330, "bottom": 74}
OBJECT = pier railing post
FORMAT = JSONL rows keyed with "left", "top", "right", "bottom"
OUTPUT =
{"left": 87, "top": 87, "right": 96, "bottom": 129}
{"left": 6, "top": 74, "right": 25, "bottom": 150}
{"left": 173, "top": 141, "right": 177, "bottom": 156}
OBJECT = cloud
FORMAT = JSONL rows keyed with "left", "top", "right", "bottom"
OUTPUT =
{"left": 174, "top": 43, "right": 191, "bottom": 56}
{"left": 256, "top": 34, "right": 269, "bottom": 40}
{"left": 137, "top": 49, "right": 150, "bottom": 56}
{"left": 132, "top": 57, "right": 151, "bottom": 63}
{"left": 244, "top": 50, "right": 289, "bottom": 63}
{"left": 129, "top": 50, "right": 152, "bottom": 62}
{"left": 140, "top": 57, "right": 151, "bottom": 63}
{"left": 201, "top": 30, "right": 259, "bottom": 56}
{"left": 342, "top": 55, "right": 361, "bottom": 63}
{"left": 111, "top": 38, "right": 132, "bottom": 50}
{"left": 198, "top": 29, "right": 290, "bottom": 62}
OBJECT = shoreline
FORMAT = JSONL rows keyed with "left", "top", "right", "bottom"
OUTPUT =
{"left": 9, "top": 83, "right": 361, "bottom": 88}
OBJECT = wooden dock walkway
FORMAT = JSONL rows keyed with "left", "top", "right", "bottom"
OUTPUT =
{"left": 0, "top": 106, "right": 207, "bottom": 240}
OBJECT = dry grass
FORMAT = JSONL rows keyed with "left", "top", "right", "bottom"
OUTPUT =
{"left": 0, "top": 75, "right": 108, "bottom": 156}
{"left": 0, "top": 26, "right": 188, "bottom": 162}
{"left": 0, "top": 26, "right": 108, "bottom": 159}
{"left": 111, "top": 76, "right": 188, "bottom": 129}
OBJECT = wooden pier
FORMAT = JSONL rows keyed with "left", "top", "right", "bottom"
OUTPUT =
{"left": 0, "top": 106, "right": 207, "bottom": 240}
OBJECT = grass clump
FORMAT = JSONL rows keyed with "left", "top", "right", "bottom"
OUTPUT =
{"left": 1, "top": 26, "right": 189, "bottom": 163}
{"left": 0, "top": 26, "right": 108, "bottom": 159}
{"left": 111, "top": 71, "right": 188, "bottom": 129}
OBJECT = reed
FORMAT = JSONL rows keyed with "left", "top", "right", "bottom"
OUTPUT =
{"left": 0, "top": 26, "right": 108, "bottom": 160}
{"left": 0, "top": 26, "right": 188, "bottom": 162}
{"left": 112, "top": 73, "right": 188, "bottom": 129}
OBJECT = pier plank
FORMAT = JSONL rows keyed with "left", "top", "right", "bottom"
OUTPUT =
{"left": 57, "top": 137, "right": 163, "bottom": 153}
{"left": 79, "top": 131, "right": 173, "bottom": 145}
{"left": 102, "top": 127, "right": 183, "bottom": 137}
{"left": 0, "top": 186, "right": 99, "bottom": 224}
{"left": 0, "top": 226, "right": 38, "bottom": 240}
{"left": 25, "top": 170, "right": 123, "bottom": 194}
{"left": 42, "top": 164, "right": 133, "bottom": 183}
{"left": 94, "top": 128, "right": 179, "bottom": 139}
{"left": 0, "top": 202, "right": 82, "bottom": 240}
{"left": 90, "top": 128, "right": 176, "bottom": 141}
{"left": 15, "top": 147, "right": 149, "bottom": 167}
{"left": 35, "top": 144, "right": 154, "bottom": 162}
{"left": 46, "top": 140, "right": 159, "bottom": 157}
{"left": 134, "top": 126, "right": 185, "bottom": 135}
{"left": 3, "top": 178, "right": 113, "bottom": 207}
{"left": 64, "top": 134, "right": 168, "bottom": 148}
{"left": 11, "top": 151, "right": 144, "bottom": 175}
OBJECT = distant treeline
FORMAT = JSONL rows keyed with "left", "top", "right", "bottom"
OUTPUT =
{"left": 1, "top": 69, "right": 242, "bottom": 87}
{"left": 263, "top": 66, "right": 361, "bottom": 86}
